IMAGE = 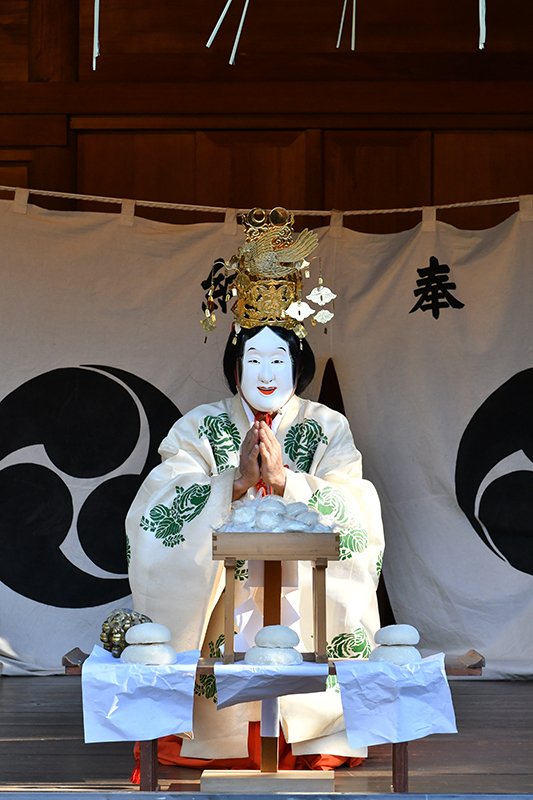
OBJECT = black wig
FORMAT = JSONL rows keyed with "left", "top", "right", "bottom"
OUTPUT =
{"left": 223, "top": 326, "right": 315, "bottom": 397}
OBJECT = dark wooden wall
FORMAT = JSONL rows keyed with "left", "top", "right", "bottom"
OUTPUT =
{"left": 1, "top": 0, "right": 533, "bottom": 230}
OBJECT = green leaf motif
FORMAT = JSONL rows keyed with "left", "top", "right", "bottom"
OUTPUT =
{"left": 327, "top": 627, "right": 371, "bottom": 660}
{"left": 209, "top": 633, "right": 225, "bottom": 658}
{"left": 195, "top": 673, "right": 217, "bottom": 701}
{"left": 195, "top": 635, "right": 225, "bottom": 702}
{"left": 376, "top": 550, "right": 383, "bottom": 578}
{"left": 140, "top": 483, "right": 211, "bottom": 547}
{"left": 309, "top": 486, "right": 368, "bottom": 558}
{"left": 235, "top": 560, "right": 248, "bottom": 581}
{"left": 284, "top": 419, "right": 328, "bottom": 472}
{"left": 176, "top": 483, "right": 212, "bottom": 522}
{"left": 198, "top": 413, "right": 241, "bottom": 473}
{"left": 339, "top": 527, "right": 368, "bottom": 560}
{"left": 125, "top": 535, "right": 131, "bottom": 567}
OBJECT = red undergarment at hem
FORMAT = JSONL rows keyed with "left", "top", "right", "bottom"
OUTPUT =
{"left": 131, "top": 721, "right": 364, "bottom": 782}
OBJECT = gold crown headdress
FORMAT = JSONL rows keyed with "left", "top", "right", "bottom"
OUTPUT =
{"left": 201, "top": 207, "right": 336, "bottom": 340}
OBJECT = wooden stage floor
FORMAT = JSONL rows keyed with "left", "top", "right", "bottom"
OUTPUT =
{"left": 0, "top": 675, "right": 531, "bottom": 794}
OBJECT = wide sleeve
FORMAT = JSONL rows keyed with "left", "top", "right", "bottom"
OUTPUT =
{"left": 126, "top": 407, "right": 237, "bottom": 653}
{"left": 282, "top": 409, "right": 384, "bottom": 647}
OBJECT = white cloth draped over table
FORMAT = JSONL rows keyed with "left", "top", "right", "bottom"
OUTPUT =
{"left": 127, "top": 392, "right": 384, "bottom": 758}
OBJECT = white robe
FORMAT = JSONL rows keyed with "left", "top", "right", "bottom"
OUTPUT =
{"left": 127, "top": 393, "right": 384, "bottom": 758}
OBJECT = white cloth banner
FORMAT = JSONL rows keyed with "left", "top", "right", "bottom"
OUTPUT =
{"left": 81, "top": 645, "right": 200, "bottom": 743}
{"left": 336, "top": 654, "right": 457, "bottom": 748}
{"left": 0, "top": 197, "right": 532, "bottom": 678}
{"left": 326, "top": 210, "right": 533, "bottom": 678}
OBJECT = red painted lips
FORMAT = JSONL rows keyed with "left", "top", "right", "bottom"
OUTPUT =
{"left": 258, "top": 387, "right": 276, "bottom": 395}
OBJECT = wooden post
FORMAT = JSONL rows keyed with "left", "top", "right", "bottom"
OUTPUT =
{"left": 392, "top": 741, "right": 408, "bottom": 793}
{"left": 223, "top": 558, "right": 236, "bottom": 663}
{"left": 313, "top": 558, "right": 328, "bottom": 662}
{"left": 139, "top": 739, "right": 158, "bottom": 791}
{"left": 260, "top": 736, "right": 279, "bottom": 773}
{"left": 263, "top": 560, "right": 282, "bottom": 626}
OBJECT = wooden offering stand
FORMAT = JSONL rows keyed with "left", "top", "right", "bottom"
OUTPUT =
{"left": 200, "top": 530, "right": 340, "bottom": 793}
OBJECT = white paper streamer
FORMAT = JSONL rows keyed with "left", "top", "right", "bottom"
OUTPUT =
{"left": 336, "top": 0, "right": 348, "bottom": 48}
{"left": 206, "top": 0, "right": 234, "bottom": 48}
{"left": 479, "top": 0, "right": 486, "bottom": 49}
{"left": 92, "top": 0, "right": 100, "bottom": 70}
{"left": 229, "top": 0, "right": 250, "bottom": 65}
{"left": 336, "top": 0, "right": 357, "bottom": 50}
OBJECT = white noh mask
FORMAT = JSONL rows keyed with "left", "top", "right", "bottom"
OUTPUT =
{"left": 240, "top": 327, "right": 294, "bottom": 413}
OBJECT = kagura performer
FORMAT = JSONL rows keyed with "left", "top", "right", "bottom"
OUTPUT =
{"left": 127, "top": 208, "right": 384, "bottom": 772}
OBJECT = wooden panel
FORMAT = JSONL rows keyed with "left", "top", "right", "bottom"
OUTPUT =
{"left": 77, "top": 132, "right": 196, "bottom": 224}
{"left": 76, "top": 129, "right": 322, "bottom": 226}
{"left": 29, "top": 143, "right": 77, "bottom": 210}
{"left": 0, "top": 163, "right": 27, "bottom": 200}
{"left": 195, "top": 130, "right": 322, "bottom": 226}
{"left": 434, "top": 132, "right": 533, "bottom": 229}
{"left": 324, "top": 130, "right": 432, "bottom": 232}
{"left": 28, "top": 0, "right": 78, "bottom": 81}
{"left": 0, "top": 0, "right": 28, "bottom": 82}
{"left": 0, "top": 115, "right": 67, "bottom": 146}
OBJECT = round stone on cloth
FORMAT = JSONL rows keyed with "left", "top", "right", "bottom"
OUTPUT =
{"left": 120, "top": 643, "right": 177, "bottom": 665}
{"left": 255, "top": 625, "right": 300, "bottom": 648}
{"left": 374, "top": 623, "right": 420, "bottom": 646}
{"left": 244, "top": 646, "right": 303, "bottom": 665}
{"left": 125, "top": 622, "right": 171, "bottom": 644}
{"left": 368, "top": 644, "right": 422, "bottom": 665}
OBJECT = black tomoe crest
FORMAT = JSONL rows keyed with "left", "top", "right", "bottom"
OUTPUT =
{"left": 455, "top": 369, "right": 533, "bottom": 575}
{"left": 0, "top": 366, "right": 180, "bottom": 607}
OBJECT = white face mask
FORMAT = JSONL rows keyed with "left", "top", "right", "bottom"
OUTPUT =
{"left": 240, "top": 327, "right": 294, "bottom": 413}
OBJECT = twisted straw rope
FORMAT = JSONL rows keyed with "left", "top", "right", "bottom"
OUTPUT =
{"left": 0, "top": 185, "right": 524, "bottom": 217}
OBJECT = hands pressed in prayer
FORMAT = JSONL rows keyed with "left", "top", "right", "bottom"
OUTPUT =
{"left": 257, "top": 421, "right": 286, "bottom": 495}
{"left": 232, "top": 420, "right": 287, "bottom": 501}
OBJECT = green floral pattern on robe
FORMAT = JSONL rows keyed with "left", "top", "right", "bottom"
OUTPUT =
{"left": 235, "top": 560, "right": 248, "bottom": 581}
{"left": 195, "top": 634, "right": 224, "bottom": 702}
{"left": 326, "top": 627, "right": 371, "bottom": 690}
{"left": 284, "top": 419, "right": 328, "bottom": 472}
{"left": 140, "top": 483, "right": 211, "bottom": 547}
{"left": 309, "top": 485, "right": 368, "bottom": 559}
{"left": 198, "top": 413, "right": 241, "bottom": 473}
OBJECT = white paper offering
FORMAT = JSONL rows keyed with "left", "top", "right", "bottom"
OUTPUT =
{"left": 336, "top": 653, "right": 457, "bottom": 748}
{"left": 214, "top": 661, "right": 329, "bottom": 710}
{"left": 81, "top": 645, "right": 200, "bottom": 743}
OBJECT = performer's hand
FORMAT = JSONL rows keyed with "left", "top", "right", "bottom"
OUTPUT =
{"left": 233, "top": 422, "right": 261, "bottom": 501}
{"left": 258, "top": 421, "right": 286, "bottom": 496}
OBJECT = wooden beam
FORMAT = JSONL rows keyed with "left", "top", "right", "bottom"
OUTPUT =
{"left": 70, "top": 113, "right": 533, "bottom": 132}
{"left": 0, "top": 115, "right": 67, "bottom": 146}
{"left": 75, "top": 51, "right": 533, "bottom": 85}
{"left": 1, "top": 81, "right": 533, "bottom": 115}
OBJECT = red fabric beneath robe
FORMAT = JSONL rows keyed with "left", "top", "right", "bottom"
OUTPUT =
{"left": 131, "top": 722, "right": 364, "bottom": 782}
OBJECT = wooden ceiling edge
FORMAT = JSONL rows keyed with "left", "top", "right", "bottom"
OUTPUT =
{"left": 69, "top": 113, "right": 533, "bottom": 131}
{"left": 1, "top": 81, "right": 533, "bottom": 115}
